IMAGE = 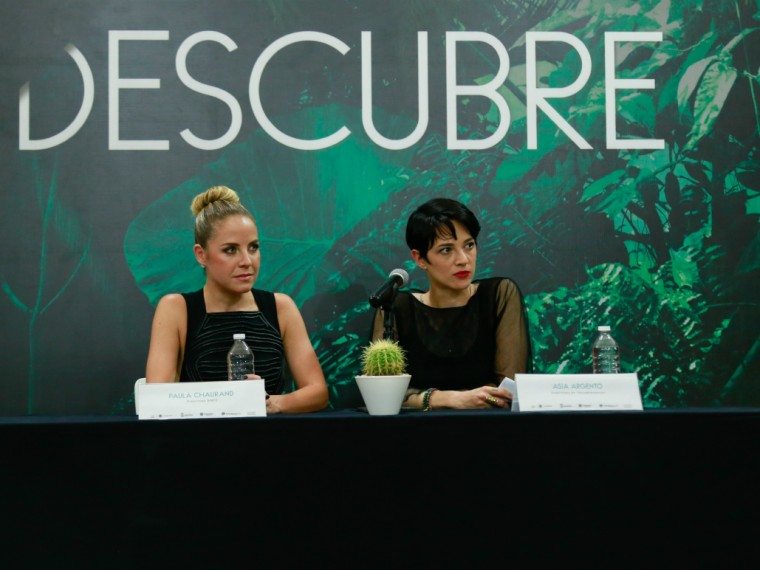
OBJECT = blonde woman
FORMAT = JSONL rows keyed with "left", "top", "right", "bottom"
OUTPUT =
{"left": 145, "top": 185, "right": 328, "bottom": 414}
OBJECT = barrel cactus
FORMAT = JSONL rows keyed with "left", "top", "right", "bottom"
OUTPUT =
{"left": 361, "top": 339, "right": 407, "bottom": 376}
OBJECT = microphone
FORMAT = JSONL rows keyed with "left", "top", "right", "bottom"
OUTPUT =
{"left": 369, "top": 268, "right": 409, "bottom": 308}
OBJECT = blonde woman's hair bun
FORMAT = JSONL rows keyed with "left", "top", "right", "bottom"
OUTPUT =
{"left": 190, "top": 185, "right": 252, "bottom": 247}
{"left": 190, "top": 185, "right": 240, "bottom": 216}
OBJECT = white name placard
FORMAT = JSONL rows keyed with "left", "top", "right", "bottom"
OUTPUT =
{"left": 136, "top": 379, "right": 267, "bottom": 420}
{"left": 514, "top": 373, "right": 643, "bottom": 412}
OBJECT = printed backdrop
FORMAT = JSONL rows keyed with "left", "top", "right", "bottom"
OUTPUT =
{"left": 1, "top": 0, "right": 758, "bottom": 415}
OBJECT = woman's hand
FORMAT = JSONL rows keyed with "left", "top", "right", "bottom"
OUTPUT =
{"left": 436, "top": 386, "right": 512, "bottom": 409}
{"left": 241, "top": 374, "right": 281, "bottom": 414}
{"left": 266, "top": 394, "right": 283, "bottom": 414}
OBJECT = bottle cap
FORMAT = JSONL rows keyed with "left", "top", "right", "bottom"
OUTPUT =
{"left": 597, "top": 325, "right": 610, "bottom": 332}
{"left": 233, "top": 333, "right": 246, "bottom": 340}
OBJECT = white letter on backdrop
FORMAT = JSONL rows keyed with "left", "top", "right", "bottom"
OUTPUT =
{"left": 526, "top": 31, "right": 592, "bottom": 149}
{"left": 250, "top": 31, "right": 350, "bottom": 150}
{"left": 19, "top": 44, "right": 94, "bottom": 150}
{"left": 177, "top": 31, "right": 242, "bottom": 150}
{"left": 109, "top": 30, "right": 170, "bottom": 150}
{"left": 361, "top": 31, "right": 429, "bottom": 149}
{"left": 446, "top": 31, "right": 510, "bottom": 150}
{"left": 605, "top": 31, "right": 664, "bottom": 150}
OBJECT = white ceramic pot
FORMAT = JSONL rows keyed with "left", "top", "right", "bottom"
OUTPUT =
{"left": 355, "top": 374, "right": 412, "bottom": 415}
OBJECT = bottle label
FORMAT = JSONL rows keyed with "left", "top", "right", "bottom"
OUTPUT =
{"left": 228, "top": 355, "right": 254, "bottom": 380}
{"left": 228, "top": 340, "right": 255, "bottom": 380}
{"left": 592, "top": 346, "right": 621, "bottom": 374}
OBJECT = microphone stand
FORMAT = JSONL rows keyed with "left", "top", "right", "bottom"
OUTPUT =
{"left": 370, "top": 287, "right": 399, "bottom": 340}
{"left": 381, "top": 296, "right": 396, "bottom": 340}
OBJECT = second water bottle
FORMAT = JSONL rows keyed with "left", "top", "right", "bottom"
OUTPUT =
{"left": 592, "top": 325, "right": 620, "bottom": 374}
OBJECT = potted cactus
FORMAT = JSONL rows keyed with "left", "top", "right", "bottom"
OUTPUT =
{"left": 355, "top": 339, "right": 412, "bottom": 415}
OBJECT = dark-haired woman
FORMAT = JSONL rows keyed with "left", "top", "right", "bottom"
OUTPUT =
{"left": 372, "top": 197, "right": 529, "bottom": 411}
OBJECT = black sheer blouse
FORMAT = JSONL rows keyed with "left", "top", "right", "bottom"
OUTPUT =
{"left": 372, "top": 277, "right": 529, "bottom": 391}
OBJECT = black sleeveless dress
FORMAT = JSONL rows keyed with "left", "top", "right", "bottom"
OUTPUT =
{"left": 180, "top": 289, "right": 285, "bottom": 394}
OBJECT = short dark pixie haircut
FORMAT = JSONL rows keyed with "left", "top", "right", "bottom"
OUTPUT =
{"left": 405, "top": 197, "right": 481, "bottom": 260}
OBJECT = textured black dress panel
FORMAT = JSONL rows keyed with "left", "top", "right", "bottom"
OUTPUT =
{"left": 180, "top": 289, "right": 285, "bottom": 394}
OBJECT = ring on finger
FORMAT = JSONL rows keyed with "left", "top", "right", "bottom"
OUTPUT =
{"left": 486, "top": 395, "right": 498, "bottom": 406}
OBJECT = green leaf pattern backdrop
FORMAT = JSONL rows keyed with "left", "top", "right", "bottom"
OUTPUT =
{"left": 0, "top": 0, "right": 757, "bottom": 414}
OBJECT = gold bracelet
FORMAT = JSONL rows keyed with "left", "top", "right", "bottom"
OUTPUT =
{"left": 421, "top": 388, "right": 437, "bottom": 412}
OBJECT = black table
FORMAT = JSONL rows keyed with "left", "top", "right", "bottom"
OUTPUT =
{"left": 2, "top": 408, "right": 759, "bottom": 566}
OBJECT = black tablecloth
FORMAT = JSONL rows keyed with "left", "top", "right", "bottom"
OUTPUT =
{"left": 2, "top": 408, "right": 759, "bottom": 566}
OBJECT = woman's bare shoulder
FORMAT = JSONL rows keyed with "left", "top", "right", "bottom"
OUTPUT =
{"left": 273, "top": 291, "right": 298, "bottom": 314}
{"left": 155, "top": 293, "right": 187, "bottom": 314}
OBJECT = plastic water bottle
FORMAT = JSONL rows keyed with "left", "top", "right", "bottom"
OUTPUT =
{"left": 227, "top": 333, "right": 254, "bottom": 380}
{"left": 592, "top": 325, "right": 621, "bottom": 374}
